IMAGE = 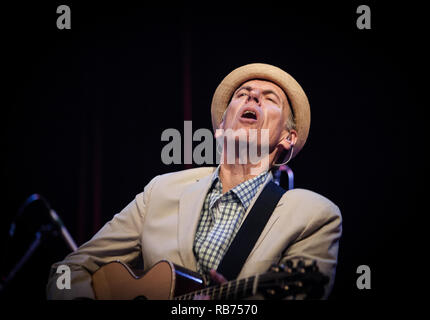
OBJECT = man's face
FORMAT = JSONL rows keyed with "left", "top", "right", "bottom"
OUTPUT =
{"left": 221, "top": 79, "right": 292, "bottom": 150}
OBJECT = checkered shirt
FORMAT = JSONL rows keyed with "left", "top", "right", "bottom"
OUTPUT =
{"left": 193, "top": 167, "right": 271, "bottom": 276}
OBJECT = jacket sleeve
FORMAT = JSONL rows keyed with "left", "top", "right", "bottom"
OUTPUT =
{"left": 279, "top": 201, "right": 342, "bottom": 299}
{"left": 46, "top": 176, "right": 158, "bottom": 300}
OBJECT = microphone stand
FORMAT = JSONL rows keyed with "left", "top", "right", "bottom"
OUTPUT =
{"left": 0, "top": 224, "right": 54, "bottom": 293}
{"left": 0, "top": 194, "right": 78, "bottom": 294}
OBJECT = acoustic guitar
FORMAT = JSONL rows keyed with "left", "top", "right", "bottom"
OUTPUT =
{"left": 92, "top": 259, "right": 328, "bottom": 300}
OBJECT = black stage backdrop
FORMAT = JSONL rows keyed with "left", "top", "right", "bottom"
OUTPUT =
{"left": 1, "top": 1, "right": 423, "bottom": 304}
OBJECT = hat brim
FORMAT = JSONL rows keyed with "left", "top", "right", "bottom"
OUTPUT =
{"left": 211, "top": 63, "right": 311, "bottom": 159}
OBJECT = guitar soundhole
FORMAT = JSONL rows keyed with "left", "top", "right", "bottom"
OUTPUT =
{"left": 134, "top": 295, "right": 148, "bottom": 300}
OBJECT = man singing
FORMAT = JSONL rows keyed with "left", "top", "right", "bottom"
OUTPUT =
{"left": 47, "top": 63, "right": 342, "bottom": 300}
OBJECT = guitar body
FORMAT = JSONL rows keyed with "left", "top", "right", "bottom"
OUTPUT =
{"left": 92, "top": 260, "right": 204, "bottom": 300}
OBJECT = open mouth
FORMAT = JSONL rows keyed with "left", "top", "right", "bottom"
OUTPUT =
{"left": 241, "top": 110, "right": 257, "bottom": 120}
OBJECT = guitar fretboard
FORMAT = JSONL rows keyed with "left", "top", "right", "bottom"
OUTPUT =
{"left": 175, "top": 275, "right": 258, "bottom": 300}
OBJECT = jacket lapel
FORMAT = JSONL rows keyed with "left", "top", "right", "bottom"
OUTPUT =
{"left": 177, "top": 172, "right": 215, "bottom": 271}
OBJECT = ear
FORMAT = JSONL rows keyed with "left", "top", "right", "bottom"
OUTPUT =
{"left": 278, "top": 129, "right": 298, "bottom": 152}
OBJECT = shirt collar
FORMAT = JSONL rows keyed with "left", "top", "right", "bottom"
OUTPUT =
{"left": 209, "top": 165, "right": 272, "bottom": 210}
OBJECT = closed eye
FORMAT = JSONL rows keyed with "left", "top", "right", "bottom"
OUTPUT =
{"left": 234, "top": 86, "right": 251, "bottom": 98}
{"left": 265, "top": 95, "right": 278, "bottom": 103}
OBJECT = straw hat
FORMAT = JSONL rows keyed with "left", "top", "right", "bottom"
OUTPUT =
{"left": 211, "top": 63, "right": 311, "bottom": 158}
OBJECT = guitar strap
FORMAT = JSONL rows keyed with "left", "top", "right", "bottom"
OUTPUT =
{"left": 216, "top": 180, "right": 287, "bottom": 281}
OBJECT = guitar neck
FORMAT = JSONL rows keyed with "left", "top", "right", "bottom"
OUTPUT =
{"left": 175, "top": 275, "right": 259, "bottom": 300}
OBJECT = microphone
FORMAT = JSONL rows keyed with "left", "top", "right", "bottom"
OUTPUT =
{"left": 10, "top": 194, "right": 78, "bottom": 252}
{"left": 48, "top": 207, "right": 78, "bottom": 252}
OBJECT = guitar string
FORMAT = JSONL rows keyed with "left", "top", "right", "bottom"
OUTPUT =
{"left": 175, "top": 264, "right": 311, "bottom": 300}
{"left": 177, "top": 273, "right": 286, "bottom": 300}
{"left": 176, "top": 276, "right": 257, "bottom": 300}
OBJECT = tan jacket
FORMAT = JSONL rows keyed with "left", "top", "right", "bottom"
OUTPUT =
{"left": 46, "top": 167, "right": 342, "bottom": 299}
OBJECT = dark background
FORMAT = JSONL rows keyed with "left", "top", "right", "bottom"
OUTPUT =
{"left": 1, "top": 1, "right": 423, "bottom": 301}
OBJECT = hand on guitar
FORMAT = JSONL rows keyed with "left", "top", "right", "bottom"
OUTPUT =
{"left": 193, "top": 269, "right": 227, "bottom": 300}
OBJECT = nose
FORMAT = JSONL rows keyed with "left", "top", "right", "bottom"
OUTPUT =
{"left": 247, "top": 89, "right": 261, "bottom": 105}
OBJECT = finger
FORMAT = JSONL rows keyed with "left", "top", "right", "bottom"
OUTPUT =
{"left": 209, "top": 269, "right": 227, "bottom": 284}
